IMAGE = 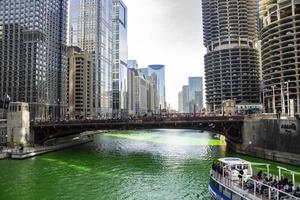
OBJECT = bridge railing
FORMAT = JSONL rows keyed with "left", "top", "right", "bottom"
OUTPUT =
{"left": 31, "top": 115, "right": 245, "bottom": 127}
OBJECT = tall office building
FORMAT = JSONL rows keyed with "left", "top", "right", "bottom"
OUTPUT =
{"left": 78, "top": 0, "right": 113, "bottom": 117}
{"left": 188, "top": 77, "right": 204, "bottom": 112}
{"left": 0, "top": 0, "right": 68, "bottom": 120}
{"left": 260, "top": 0, "right": 300, "bottom": 114}
{"left": 146, "top": 74, "right": 158, "bottom": 114}
{"left": 138, "top": 68, "right": 149, "bottom": 77}
{"left": 130, "top": 69, "right": 148, "bottom": 116}
{"left": 202, "top": 0, "right": 261, "bottom": 113}
{"left": 112, "top": 0, "right": 128, "bottom": 115}
{"left": 127, "top": 68, "right": 136, "bottom": 115}
{"left": 148, "top": 65, "right": 166, "bottom": 109}
{"left": 68, "top": 0, "right": 80, "bottom": 46}
{"left": 182, "top": 85, "right": 189, "bottom": 113}
{"left": 178, "top": 91, "right": 183, "bottom": 113}
{"left": 67, "top": 46, "right": 94, "bottom": 119}
{"left": 128, "top": 60, "right": 138, "bottom": 69}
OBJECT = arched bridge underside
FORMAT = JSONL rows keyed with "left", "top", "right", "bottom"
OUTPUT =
{"left": 31, "top": 116, "right": 245, "bottom": 145}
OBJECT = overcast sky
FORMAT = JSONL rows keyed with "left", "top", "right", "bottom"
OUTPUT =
{"left": 124, "top": 0, "right": 205, "bottom": 110}
{"left": 71, "top": 0, "right": 206, "bottom": 110}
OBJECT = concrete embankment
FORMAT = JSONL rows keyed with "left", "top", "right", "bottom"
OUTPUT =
{"left": 10, "top": 138, "right": 93, "bottom": 159}
{"left": 0, "top": 153, "right": 8, "bottom": 160}
{"left": 228, "top": 117, "right": 300, "bottom": 166}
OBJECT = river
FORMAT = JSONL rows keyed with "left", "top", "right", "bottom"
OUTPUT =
{"left": 0, "top": 129, "right": 299, "bottom": 200}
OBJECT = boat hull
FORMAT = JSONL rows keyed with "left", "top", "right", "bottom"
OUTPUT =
{"left": 208, "top": 183, "right": 232, "bottom": 200}
{"left": 209, "top": 176, "right": 245, "bottom": 200}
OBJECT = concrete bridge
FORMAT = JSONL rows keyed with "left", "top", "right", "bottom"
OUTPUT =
{"left": 31, "top": 116, "right": 245, "bottom": 145}
{"left": 29, "top": 115, "right": 300, "bottom": 166}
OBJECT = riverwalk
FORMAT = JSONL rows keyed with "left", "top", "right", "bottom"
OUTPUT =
{"left": 10, "top": 137, "right": 93, "bottom": 159}
{"left": 0, "top": 152, "right": 8, "bottom": 160}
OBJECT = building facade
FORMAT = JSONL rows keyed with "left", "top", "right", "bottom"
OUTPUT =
{"left": 132, "top": 69, "right": 148, "bottom": 116}
{"left": 127, "top": 68, "right": 136, "bottom": 115}
{"left": 148, "top": 65, "right": 166, "bottom": 110}
{"left": 138, "top": 68, "right": 149, "bottom": 77}
{"left": 202, "top": 0, "right": 261, "bottom": 113}
{"left": 178, "top": 91, "right": 183, "bottom": 113}
{"left": 0, "top": 119, "right": 7, "bottom": 146}
{"left": 78, "top": 0, "right": 113, "bottom": 117}
{"left": 182, "top": 85, "right": 189, "bottom": 113}
{"left": 146, "top": 74, "right": 158, "bottom": 114}
{"left": 260, "top": 0, "right": 300, "bottom": 114}
{"left": 128, "top": 60, "right": 138, "bottom": 69}
{"left": 112, "top": 0, "right": 128, "bottom": 116}
{"left": 188, "top": 77, "right": 204, "bottom": 113}
{"left": 67, "top": 46, "right": 94, "bottom": 119}
{"left": 69, "top": 0, "right": 80, "bottom": 46}
{"left": 0, "top": 0, "right": 68, "bottom": 120}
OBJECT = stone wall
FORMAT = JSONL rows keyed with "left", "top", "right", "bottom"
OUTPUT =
{"left": 235, "top": 118, "right": 300, "bottom": 166}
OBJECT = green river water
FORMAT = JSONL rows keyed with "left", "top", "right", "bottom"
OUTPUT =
{"left": 0, "top": 129, "right": 300, "bottom": 200}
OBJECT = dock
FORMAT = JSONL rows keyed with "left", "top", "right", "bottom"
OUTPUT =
{"left": 0, "top": 152, "right": 8, "bottom": 160}
{"left": 10, "top": 137, "right": 93, "bottom": 159}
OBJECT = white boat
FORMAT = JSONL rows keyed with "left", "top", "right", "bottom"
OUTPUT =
{"left": 209, "top": 157, "right": 300, "bottom": 200}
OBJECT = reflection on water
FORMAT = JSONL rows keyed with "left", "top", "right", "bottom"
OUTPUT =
{"left": 0, "top": 129, "right": 299, "bottom": 200}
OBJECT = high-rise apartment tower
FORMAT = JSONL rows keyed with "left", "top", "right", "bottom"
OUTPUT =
{"left": 260, "top": 0, "right": 300, "bottom": 114}
{"left": 202, "top": 0, "right": 261, "bottom": 113}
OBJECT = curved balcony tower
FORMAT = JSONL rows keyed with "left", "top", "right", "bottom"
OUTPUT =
{"left": 260, "top": 0, "right": 300, "bottom": 114}
{"left": 202, "top": 0, "right": 261, "bottom": 113}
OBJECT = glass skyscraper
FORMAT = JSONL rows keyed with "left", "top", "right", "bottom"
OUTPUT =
{"left": 0, "top": 0, "right": 68, "bottom": 120}
{"left": 112, "top": 0, "right": 128, "bottom": 115}
{"left": 78, "top": 0, "right": 113, "bottom": 117}
{"left": 148, "top": 65, "right": 166, "bottom": 109}
{"left": 188, "top": 77, "right": 203, "bottom": 112}
{"left": 127, "top": 60, "right": 138, "bottom": 69}
{"left": 182, "top": 85, "right": 189, "bottom": 113}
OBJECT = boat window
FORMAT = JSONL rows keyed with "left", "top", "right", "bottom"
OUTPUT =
{"left": 232, "top": 193, "right": 241, "bottom": 200}
{"left": 223, "top": 188, "right": 231, "bottom": 198}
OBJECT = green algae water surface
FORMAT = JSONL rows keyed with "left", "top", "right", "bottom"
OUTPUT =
{"left": 0, "top": 129, "right": 299, "bottom": 200}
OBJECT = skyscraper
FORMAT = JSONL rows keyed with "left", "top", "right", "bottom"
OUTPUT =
{"left": 112, "top": 0, "right": 128, "bottom": 115}
{"left": 148, "top": 65, "right": 166, "bottom": 110}
{"left": 0, "top": 0, "right": 68, "bottom": 120}
{"left": 138, "top": 68, "right": 149, "bottom": 77}
{"left": 146, "top": 74, "right": 158, "bottom": 114}
{"left": 202, "top": 0, "right": 261, "bottom": 113}
{"left": 130, "top": 69, "right": 148, "bottom": 116}
{"left": 78, "top": 0, "right": 113, "bottom": 117}
{"left": 67, "top": 46, "right": 94, "bottom": 119}
{"left": 260, "top": 0, "right": 300, "bottom": 114}
{"left": 68, "top": 0, "right": 80, "bottom": 46}
{"left": 128, "top": 60, "right": 138, "bottom": 69}
{"left": 178, "top": 91, "right": 183, "bottom": 113}
{"left": 188, "top": 77, "right": 203, "bottom": 113}
{"left": 182, "top": 85, "right": 189, "bottom": 113}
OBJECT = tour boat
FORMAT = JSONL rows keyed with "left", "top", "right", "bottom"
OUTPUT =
{"left": 209, "top": 157, "right": 300, "bottom": 200}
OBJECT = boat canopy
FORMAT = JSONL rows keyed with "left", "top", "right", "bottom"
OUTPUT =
{"left": 218, "top": 157, "right": 251, "bottom": 166}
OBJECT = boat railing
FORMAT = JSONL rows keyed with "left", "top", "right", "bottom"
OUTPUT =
{"left": 211, "top": 169, "right": 300, "bottom": 200}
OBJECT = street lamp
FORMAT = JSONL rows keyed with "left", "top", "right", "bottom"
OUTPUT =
{"left": 271, "top": 85, "right": 276, "bottom": 114}
{"left": 285, "top": 81, "right": 290, "bottom": 116}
